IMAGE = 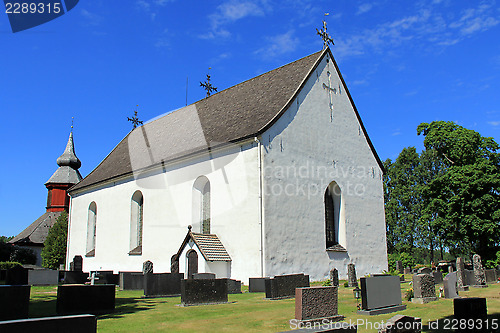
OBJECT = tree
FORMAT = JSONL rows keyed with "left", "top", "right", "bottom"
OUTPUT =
{"left": 41, "top": 211, "right": 68, "bottom": 269}
{"left": 418, "top": 121, "right": 500, "bottom": 260}
{"left": 10, "top": 247, "right": 37, "bottom": 265}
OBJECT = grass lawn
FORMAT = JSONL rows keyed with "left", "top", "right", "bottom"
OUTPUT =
{"left": 28, "top": 277, "right": 500, "bottom": 332}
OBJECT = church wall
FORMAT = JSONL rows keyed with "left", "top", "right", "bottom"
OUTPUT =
{"left": 67, "top": 143, "right": 261, "bottom": 283}
{"left": 261, "top": 52, "right": 388, "bottom": 280}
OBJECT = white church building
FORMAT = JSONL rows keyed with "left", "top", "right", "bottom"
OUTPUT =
{"left": 66, "top": 48, "right": 388, "bottom": 283}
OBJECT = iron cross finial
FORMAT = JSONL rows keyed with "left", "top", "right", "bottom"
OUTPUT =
{"left": 316, "top": 13, "right": 334, "bottom": 49}
{"left": 127, "top": 106, "right": 143, "bottom": 129}
{"left": 200, "top": 67, "right": 218, "bottom": 98}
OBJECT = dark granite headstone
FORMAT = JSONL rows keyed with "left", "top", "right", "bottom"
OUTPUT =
{"left": 226, "top": 279, "right": 242, "bottom": 294}
{"left": 472, "top": 254, "right": 487, "bottom": 287}
{"left": 417, "top": 267, "right": 431, "bottom": 274}
{"left": 170, "top": 255, "right": 179, "bottom": 274}
{"left": 193, "top": 273, "right": 216, "bottom": 279}
{"left": 265, "top": 273, "right": 310, "bottom": 299}
{"left": 347, "top": 264, "right": 358, "bottom": 287}
{"left": 63, "top": 271, "right": 89, "bottom": 284}
{"left": 181, "top": 278, "right": 228, "bottom": 306}
{"left": 0, "top": 285, "right": 30, "bottom": 320}
{"left": 119, "top": 272, "right": 144, "bottom": 290}
{"left": 432, "top": 271, "right": 443, "bottom": 284}
{"left": 454, "top": 297, "right": 487, "bottom": 332}
{"left": 5, "top": 266, "right": 28, "bottom": 285}
{"left": 443, "top": 272, "right": 459, "bottom": 299}
{"left": 249, "top": 277, "right": 269, "bottom": 292}
{"left": 464, "top": 269, "right": 475, "bottom": 287}
{"left": 295, "top": 286, "right": 343, "bottom": 324}
{"left": 72, "top": 256, "right": 83, "bottom": 272}
{"left": 92, "top": 271, "right": 119, "bottom": 285}
{"left": 358, "top": 275, "right": 406, "bottom": 315}
{"left": 330, "top": 268, "right": 339, "bottom": 287}
{"left": 378, "top": 315, "right": 422, "bottom": 333}
{"left": 28, "top": 269, "right": 59, "bottom": 286}
{"left": 412, "top": 274, "right": 437, "bottom": 304}
{"left": 484, "top": 269, "right": 497, "bottom": 284}
{"left": 142, "top": 260, "right": 153, "bottom": 274}
{"left": 143, "top": 273, "right": 183, "bottom": 297}
{"left": 0, "top": 314, "right": 97, "bottom": 333}
{"left": 56, "top": 285, "right": 115, "bottom": 315}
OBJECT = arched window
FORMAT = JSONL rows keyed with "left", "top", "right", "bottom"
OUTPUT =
{"left": 129, "top": 190, "right": 144, "bottom": 255}
{"left": 324, "top": 181, "right": 344, "bottom": 249}
{"left": 193, "top": 176, "right": 211, "bottom": 234}
{"left": 86, "top": 202, "right": 97, "bottom": 257}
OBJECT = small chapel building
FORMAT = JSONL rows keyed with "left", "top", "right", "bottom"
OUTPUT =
{"left": 11, "top": 133, "right": 82, "bottom": 266}
{"left": 66, "top": 48, "right": 388, "bottom": 283}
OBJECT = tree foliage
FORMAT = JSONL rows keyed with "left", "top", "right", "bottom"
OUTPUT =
{"left": 41, "top": 211, "right": 68, "bottom": 270}
{"left": 385, "top": 121, "right": 500, "bottom": 262}
{"left": 10, "top": 247, "right": 37, "bottom": 265}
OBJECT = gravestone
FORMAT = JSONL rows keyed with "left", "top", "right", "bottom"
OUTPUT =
{"left": 143, "top": 273, "right": 183, "bottom": 297}
{"left": 484, "top": 269, "right": 497, "bottom": 284}
{"left": 28, "top": 269, "right": 59, "bottom": 285}
{"left": 226, "top": 279, "right": 242, "bottom": 294}
{"left": 63, "top": 271, "right": 88, "bottom": 284}
{"left": 5, "top": 266, "right": 28, "bottom": 285}
{"left": 181, "top": 278, "right": 228, "bottom": 306}
{"left": 92, "top": 271, "right": 119, "bottom": 285}
{"left": 281, "top": 323, "right": 357, "bottom": 332}
{"left": 330, "top": 268, "right": 339, "bottom": 287}
{"left": 454, "top": 297, "right": 487, "bottom": 332}
{"left": 358, "top": 275, "right": 406, "bottom": 316}
{"left": 378, "top": 315, "right": 422, "bottom": 333}
{"left": 0, "top": 315, "right": 97, "bottom": 333}
{"left": 193, "top": 273, "right": 216, "bottom": 279}
{"left": 412, "top": 273, "right": 437, "bottom": 304}
{"left": 72, "top": 255, "right": 83, "bottom": 272}
{"left": 295, "top": 286, "right": 344, "bottom": 325}
{"left": 403, "top": 268, "right": 411, "bottom": 275}
{"left": 443, "top": 272, "right": 459, "bottom": 299}
{"left": 432, "top": 271, "right": 443, "bottom": 284}
{"left": 472, "top": 254, "right": 487, "bottom": 288}
{"left": 448, "top": 266, "right": 454, "bottom": 273}
{"left": 0, "top": 285, "right": 30, "bottom": 320}
{"left": 456, "top": 257, "right": 468, "bottom": 291}
{"left": 57, "top": 284, "right": 115, "bottom": 315}
{"left": 347, "top": 264, "right": 358, "bottom": 287}
{"left": 119, "top": 272, "right": 144, "bottom": 290}
{"left": 0, "top": 269, "right": 6, "bottom": 281}
{"left": 142, "top": 260, "right": 153, "bottom": 274}
{"left": 395, "top": 261, "right": 403, "bottom": 274}
{"left": 170, "top": 255, "right": 179, "bottom": 274}
{"left": 249, "top": 277, "right": 269, "bottom": 292}
{"left": 265, "top": 273, "right": 310, "bottom": 299}
{"left": 417, "top": 267, "right": 431, "bottom": 274}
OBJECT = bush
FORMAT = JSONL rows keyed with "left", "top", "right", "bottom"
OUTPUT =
{"left": 322, "top": 279, "right": 331, "bottom": 286}
{"left": 0, "top": 261, "right": 22, "bottom": 270}
{"left": 343, "top": 282, "right": 349, "bottom": 287}
{"left": 404, "top": 288, "right": 414, "bottom": 301}
{"left": 388, "top": 252, "right": 416, "bottom": 271}
{"left": 485, "top": 251, "right": 500, "bottom": 269}
{"left": 0, "top": 242, "right": 14, "bottom": 262}
{"left": 41, "top": 211, "right": 68, "bottom": 270}
{"left": 10, "top": 247, "right": 37, "bottom": 265}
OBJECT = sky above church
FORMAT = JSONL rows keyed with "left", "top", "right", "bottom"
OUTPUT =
{"left": 1, "top": 0, "right": 499, "bottom": 237}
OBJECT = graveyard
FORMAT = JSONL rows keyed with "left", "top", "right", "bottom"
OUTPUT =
{"left": 17, "top": 276, "right": 500, "bottom": 332}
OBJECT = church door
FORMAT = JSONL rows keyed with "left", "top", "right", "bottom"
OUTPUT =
{"left": 187, "top": 250, "right": 198, "bottom": 279}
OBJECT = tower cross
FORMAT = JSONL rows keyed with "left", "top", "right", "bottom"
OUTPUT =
{"left": 200, "top": 68, "right": 217, "bottom": 97}
{"left": 128, "top": 107, "right": 143, "bottom": 129}
{"left": 316, "top": 14, "right": 334, "bottom": 49}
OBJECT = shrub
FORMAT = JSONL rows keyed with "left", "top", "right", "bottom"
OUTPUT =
{"left": 0, "top": 261, "right": 22, "bottom": 270}
{"left": 404, "top": 288, "right": 414, "bottom": 301}
{"left": 343, "top": 282, "right": 349, "bottom": 287}
{"left": 388, "top": 252, "right": 416, "bottom": 271}
{"left": 41, "top": 211, "right": 68, "bottom": 270}
{"left": 322, "top": 279, "right": 331, "bottom": 286}
{"left": 10, "top": 247, "right": 37, "bottom": 265}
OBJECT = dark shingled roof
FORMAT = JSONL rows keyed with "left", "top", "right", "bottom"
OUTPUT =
{"left": 70, "top": 49, "right": 325, "bottom": 192}
{"left": 10, "top": 211, "right": 62, "bottom": 245}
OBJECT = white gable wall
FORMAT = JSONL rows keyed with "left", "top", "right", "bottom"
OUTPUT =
{"left": 67, "top": 143, "right": 261, "bottom": 283}
{"left": 262, "top": 52, "right": 387, "bottom": 280}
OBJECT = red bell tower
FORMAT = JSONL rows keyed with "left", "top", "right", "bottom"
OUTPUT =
{"left": 45, "top": 132, "right": 82, "bottom": 212}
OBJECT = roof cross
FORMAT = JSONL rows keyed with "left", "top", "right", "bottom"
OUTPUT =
{"left": 200, "top": 68, "right": 217, "bottom": 98}
{"left": 316, "top": 13, "right": 334, "bottom": 49}
{"left": 128, "top": 106, "right": 143, "bottom": 129}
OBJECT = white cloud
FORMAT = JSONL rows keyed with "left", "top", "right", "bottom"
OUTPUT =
{"left": 488, "top": 121, "right": 500, "bottom": 126}
{"left": 357, "top": 3, "right": 373, "bottom": 15}
{"left": 254, "top": 30, "right": 299, "bottom": 59}
{"left": 80, "top": 9, "right": 102, "bottom": 26}
{"left": 201, "top": 0, "right": 266, "bottom": 39}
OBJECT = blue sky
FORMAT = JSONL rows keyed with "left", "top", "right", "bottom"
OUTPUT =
{"left": 1, "top": 0, "right": 499, "bottom": 237}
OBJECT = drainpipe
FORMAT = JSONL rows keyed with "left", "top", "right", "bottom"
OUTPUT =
{"left": 255, "top": 137, "right": 264, "bottom": 277}
{"left": 65, "top": 194, "right": 73, "bottom": 270}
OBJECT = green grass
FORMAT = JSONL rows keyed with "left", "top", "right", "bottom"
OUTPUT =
{"left": 28, "top": 277, "right": 500, "bottom": 332}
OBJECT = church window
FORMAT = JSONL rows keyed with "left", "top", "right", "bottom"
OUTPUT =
{"left": 193, "top": 176, "right": 211, "bottom": 234}
{"left": 324, "top": 181, "right": 343, "bottom": 249}
{"left": 129, "top": 190, "right": 144, "bottom": 255}
{"left": 86, "top": 201, "right": 97, "bottom": 257}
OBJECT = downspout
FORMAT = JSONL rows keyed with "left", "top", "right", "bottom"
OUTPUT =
{"left": 255, "top": 137, "right": 264, "bottom": 277}
{"left": 65, "top": 193, "right": 73, "bottom": 270}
